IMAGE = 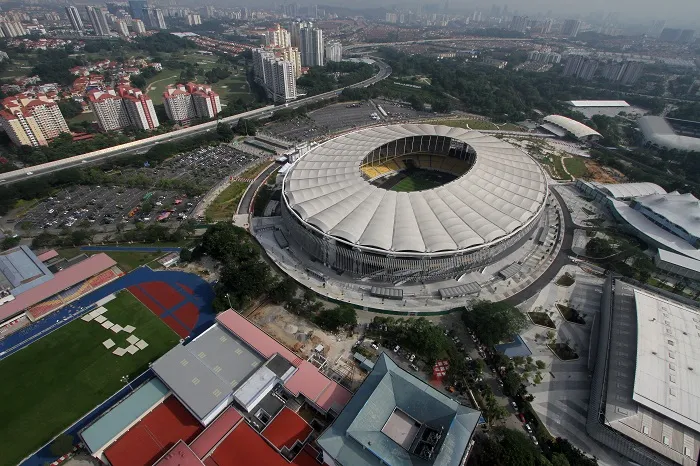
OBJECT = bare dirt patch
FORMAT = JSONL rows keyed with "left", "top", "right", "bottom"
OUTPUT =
{"left": 583, "top": 160, "right": 625, "bottom": 183}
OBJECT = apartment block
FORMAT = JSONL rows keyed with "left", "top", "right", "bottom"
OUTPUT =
{"left": 0, "top": 94, "right": 69, "bottom": 147}
{"left": 252, "top": 48, "right": 298, "bottom": 103}
{"left": 87, "top": 86, "right": 158, "bottom": 132}
{"left": 162, "top": 83, "right": 220, "bottom": 124}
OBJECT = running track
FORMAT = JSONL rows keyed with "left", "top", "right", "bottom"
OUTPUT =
{"left": 0, "top": 267, "right": 215, "bottom": 360}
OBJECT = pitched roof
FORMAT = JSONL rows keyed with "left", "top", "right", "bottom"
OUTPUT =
{"left": 317, "top": 353, "right": 480, "bottom": 466}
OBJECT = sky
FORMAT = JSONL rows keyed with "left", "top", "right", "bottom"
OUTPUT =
{"left": 313, "top": 0, "right": 700, "bottom": 27}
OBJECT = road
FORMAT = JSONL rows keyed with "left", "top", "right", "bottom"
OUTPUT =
{"left": 0, "top": 59, "right": 391, "bottom": 186}
{"left": 505, "top": 185, "right": 574, "bottom": 305}
{"left": 237, "top": 163, "right": 280, "bottom": 215}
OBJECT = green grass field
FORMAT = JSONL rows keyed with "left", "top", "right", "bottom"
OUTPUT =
{"left": 391, "top": 170, "right": 456, "bottom": 192}
{"left": 0, "top": 291, "right": 178, "bottom": 466}
{"left": 205, "top": 181, "right": 249, "bottom": 221}
{"left": 563, "top": 157, "right": 589, "bottom": 178}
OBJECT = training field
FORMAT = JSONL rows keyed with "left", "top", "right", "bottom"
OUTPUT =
{"left": 0, "top": 291, "right": 179, "bottom": 466}
{"left": 391, "top": 170, "right": 457, "bottom": 192}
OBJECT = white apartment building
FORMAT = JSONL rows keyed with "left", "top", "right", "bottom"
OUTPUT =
{"left": 0, "top": 94, "right": 69, "bottom": 146}
{"left": 253, "top": 48, "right": 298, "bottom": 103}
{"left": 115, "top": 19, "right": 129, "bottom": 37}
{"left": 65, "top": 6, "right": 84, "bottom": 33}
{"left": 0, "top": 21, "right": 28, "bottom": 37}
{"left": 299, "top": 25, "right": 324, "bottom": 67}
{"left": 324, "top": 40, "right": 342, "bottom": 63}
{"left": 186, "top": 13, "right": 201, "bottom": 26}
{"left": 85, "top": 6, "right": 110, "bottom": 36}
{"left": 162, "top": 83, "right": 220, "bottom": 124}
{"left": 265, "top": 24, "right": 291, "bottom": 48}
{"left": 87, "top": 88, "right": 130, "bottom": 131}
{"left": 132, "top": 19, "right": 146, "bottom": 34}
{"left": 87, "top": 86, "right": 158, "bottom": 131}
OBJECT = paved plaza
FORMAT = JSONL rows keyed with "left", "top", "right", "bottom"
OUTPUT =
{"left": 518, "top": 266, "right": 626, "bottom": 466}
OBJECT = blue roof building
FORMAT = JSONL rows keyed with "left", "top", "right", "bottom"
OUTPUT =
{"left": 317, "top": 353, "right": 481, "bottom": 466}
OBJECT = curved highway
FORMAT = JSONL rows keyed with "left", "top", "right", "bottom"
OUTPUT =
{"left": 0, "top": 59, "right": 391, "bottom": 186}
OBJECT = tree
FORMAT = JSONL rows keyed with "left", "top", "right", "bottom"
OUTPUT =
{"left": 235, "top": 118, "right": 257, "bottom": 136}
{"left": 269, "top": 277, "right": 297, "bottom": 304}
{"left": 314, "top": 304, "right": 357, "bottom": 332}
{"left": 130, "top": 74, "right": 147, "bottom": 89}
{"left": 1, "top": 235, "right": 20, "bottom": 251}
{"left": 550, "top": 453, "right": 571, "bottom": 466}
{"left": 468, "top": 427, "right": 544, "bottom": 466}
{"left": 502, "top": 370, "right": 523, "bottom": 397}
{"left": 536, "top": 360, "right": 547, "bottom": 370}
{"left": 585, "top": 237, "right": 615, "bottom": 258}
{"left": 462, "top": 300, "right": 527, "bottom": 347}
{"left": 512, "top": 356, "right": 525, "bottom": 367}
{"left": 49, "top": 433, "right": 74, "bottom": 457}
{"left": 216, "top": 122, "right": 235, "bottom": 142}
{"left": 483, "top": 392, "right": 508, "bottom": 426}
{"left": 58, "top": 99, "right": 83, "bottom": 119}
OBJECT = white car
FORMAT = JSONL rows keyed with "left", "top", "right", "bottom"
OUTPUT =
{"left": 409, "top": 354, "right": 416, "bottom": 363}
{"left": 393, "top": 345, "right": 400, "bottom": 353}
{"left": 371, "top": 343, "right": 379, "bottom": 350}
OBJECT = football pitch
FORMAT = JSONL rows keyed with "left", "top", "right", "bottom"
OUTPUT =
{"left": 0, "top": 291, "right": 179, "bottom": 466}
{"left": 390, "top": 170, "right": 457, "bottom": 192}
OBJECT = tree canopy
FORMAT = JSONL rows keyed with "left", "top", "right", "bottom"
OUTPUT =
{"left": 462, "top": 300, "right": 527, "bottom": 347}
{"left": 314, "top": 304, "right": 357, "bottom": 332}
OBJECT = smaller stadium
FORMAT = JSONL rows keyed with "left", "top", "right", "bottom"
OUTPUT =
{"left": 0, "top": 289, "right": 180, "bottom": 466}
{"left": 0, "top": 247, "right": 121, "bottom": 339}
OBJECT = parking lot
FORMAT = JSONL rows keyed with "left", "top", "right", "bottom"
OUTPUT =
{"left": 14, "top": 145, "right": 264, "bottom": 232}
{"left": 264, "top": 99, "right": 438, "bottom": 141}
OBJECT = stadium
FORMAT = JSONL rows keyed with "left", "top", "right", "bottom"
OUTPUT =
{"left": 280, "top": 124, "right": 548, "bottom": 283}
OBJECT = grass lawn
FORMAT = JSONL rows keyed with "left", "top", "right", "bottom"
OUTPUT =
{"left": 391, "top": 170, "right": 454, "bottom": 192}
{"left": 212, "top": 74, "right": 252, "bottom": 103}
{"left": 0, "top": 291, "right": 178, "bottom": 466}
{"left": 103, "top": 251, "right": 165, "bottom": 272}
{"left": 68, "top": 112, "right": 97, "bottom": 125}
{"left": 239, "top": 160, "right": 271, "bottom": 180}
{"left": 145, "top": 71, "right": 180, "bottom": 105}
{"left": 205, "top": 181, "right": 249, "bottom": 221}
{"left": 563, "top": 157, "right": 589, "bottom": 178}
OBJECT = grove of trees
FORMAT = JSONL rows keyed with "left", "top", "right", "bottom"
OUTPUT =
{"left": 462, "top": 300, "right": 527, "bottom": 347}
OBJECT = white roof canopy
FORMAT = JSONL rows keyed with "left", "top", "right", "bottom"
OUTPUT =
{"left": 283, "top": 124, "right": 547, "bottom": 255}
{"left": 543, "top": 115, "right": 602, "bottom": 139}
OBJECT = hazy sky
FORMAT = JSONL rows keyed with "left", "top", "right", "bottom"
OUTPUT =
{"left": 317, "top": 0, "right": 700, "bottom": 27}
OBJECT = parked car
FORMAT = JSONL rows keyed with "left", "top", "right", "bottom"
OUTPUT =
{"left": 511, "top": 401, "right": 518, "bottom": 410}
{"left": 409, "top": 354, "right": 416, "bottom": 363}
{"left": 393, "top": 345, "right": 400, "bottom": 353}
{"left": 371, "top": 343, "right": 379, "bottom": 350}
{"left": 410, "top": 364, "right": 419, "bottom": 371}
{"left": 530, "top": 435, "right": 539, "bottom": 446}
{"left": 524, "top": 423, "right": 533, "bottom": 434}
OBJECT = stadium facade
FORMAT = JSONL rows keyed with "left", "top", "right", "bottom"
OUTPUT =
{"left": 280, "top": 124, "right": 548, "bottom": 283}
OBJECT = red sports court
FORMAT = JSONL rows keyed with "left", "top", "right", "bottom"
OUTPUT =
{"left": 105, "top": 396, "right": 203, "bottom": 466}
{"left": 128, "top": 281, "right": 201, "bottom": 338}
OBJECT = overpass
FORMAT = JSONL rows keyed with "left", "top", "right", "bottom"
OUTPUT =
{"left": 0, "top": 59, "right": 391, "bottom": 186}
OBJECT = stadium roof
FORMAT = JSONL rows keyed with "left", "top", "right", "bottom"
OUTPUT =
{"left": 610, "top": 200, "right": 700, "bottom": 261}
{"left": 0, "top": 253, "right": 116, "bottom": 323}
{"left": 638, "top": 116, "right": 700, "bottom": 152}
{"left": 597, "top": 182, "right": 666, "bottom": 199}
{"left": 152, "top": 324, "right": 264, "bottom": 421}
{"left": 317, "top": 353, "right": 480, "bottom": 466}
{"left": 542, "top": 115, "right": 602, "bottom": 139}
{"left": 634, "top": 192, "right": 700, "bottom": 238}
{"left": 283, "top": 124, "right": 547, "bottom": 255}
{"left": 568, "top": 100, "right": 630, "bottom": 107}
{"left": 81, "top": 378, "right": 170, "bottom": 453}
{"left": 633, "top": 289, "right": 700, "bottom": 432}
